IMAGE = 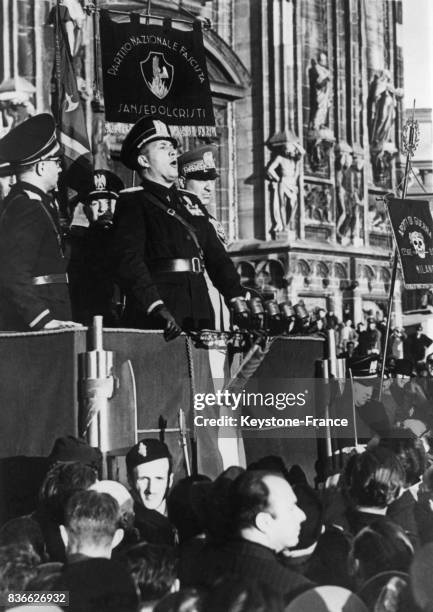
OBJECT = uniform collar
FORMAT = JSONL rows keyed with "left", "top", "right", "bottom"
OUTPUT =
{"left": 14, "top": 180, "right": 53, "bottom": 204}
{"left": 141, "top": 177, "right": 177, "bottom": 199}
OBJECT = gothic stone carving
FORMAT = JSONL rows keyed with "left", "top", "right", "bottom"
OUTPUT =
{"left": 266, "top": 130, "right": 305, "bottom": 234}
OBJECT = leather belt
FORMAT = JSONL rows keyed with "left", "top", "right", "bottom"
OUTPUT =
{"left": 151, "top": 258, "right": 204, "bottom": 274}
{"left": 32, "top": 273, "right": 69, "bottom": 286}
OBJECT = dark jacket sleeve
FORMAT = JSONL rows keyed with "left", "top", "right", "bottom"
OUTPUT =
{"left": 0, "top": 195, "right": 53, "bottom": 329}
{"left": 112, "top": 192, "right": 162, "bottom": 313}
{"left": 202, "top": 220, "right": 244, "bottom": 303}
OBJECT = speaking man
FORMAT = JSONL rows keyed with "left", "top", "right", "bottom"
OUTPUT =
{"left": 112, "top": 117, "right": 245, "bottom": 339}
{"left": 0, "top": 114, "right": 79, "bottom": 331}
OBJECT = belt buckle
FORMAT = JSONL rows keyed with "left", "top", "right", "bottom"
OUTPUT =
{"left": 191, "top": 257, "right": 202, "bottom": 273}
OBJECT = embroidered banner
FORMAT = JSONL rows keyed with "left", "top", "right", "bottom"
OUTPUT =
{"left": 386, "top": 197, "right": 433, "bottom": 288}
{"left": 99, "top": 11, "right": 215, "bottom": 136}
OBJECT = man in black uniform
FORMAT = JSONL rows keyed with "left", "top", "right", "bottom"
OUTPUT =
{"left": 68, "top": 169, "right": 124, "bottom": 326}
{"left": 112, "top": 118, "right": 244, "bottom": 339}
{"left": 0, "top": 113, "right": 80, "bottom": 331}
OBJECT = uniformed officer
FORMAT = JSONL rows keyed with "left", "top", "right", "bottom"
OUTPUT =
{"left": 178, "top": 145, "right": 231, "bottom": 330}
{"left": 68, "top": 169, "right": 124, "bottom": 326}
{"left": 178, "top": 144, "right": 227, "bottom": 244}
{"left": 0, "top": 114, "right": 80, "bottom": 331}
{"left": 112, "top": 117, "right": 245, "bottom": 339}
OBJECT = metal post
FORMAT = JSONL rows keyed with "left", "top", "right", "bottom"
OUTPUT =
{"left": 378, "top": 101, "right": 419, "bottom": 400}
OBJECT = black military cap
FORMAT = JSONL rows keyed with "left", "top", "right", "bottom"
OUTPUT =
{"left": 48, "top": 435, "right": 102, "bottom": 472}
{"left": 0, "top": 113, "right": 59, "bottom": 169}
{"left": 120, "top": 117, "right": 177, "bottom": 170}
{"left": 126, "top": 438, "right": 172, "bottom": 473}
{"left": 178, "top": 145, "right": 219, "bottom": 180}
{"left": 84, "top": 169, "right": 124, "bottom": 201}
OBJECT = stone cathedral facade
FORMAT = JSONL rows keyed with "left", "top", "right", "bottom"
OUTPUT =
{"left": 0, "top": 0, "right": 407, "bottom": 324}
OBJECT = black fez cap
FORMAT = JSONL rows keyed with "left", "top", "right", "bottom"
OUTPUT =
{"left": 83, "top": 169, "right": 124, "bottom": 202}
{"left": 0, "top": 113, "right": 59, "bottom": 168}
{"left": 126, "top": 438, "right": 172, "bottom": 473}
{"left": 178, "top": 145, "right": 219, "bottom": 180}
{"left": 48, "top": 436, "right": 102, "bottom": 471}
{"left": 120, "top": 117, "right": 177, "bottom": 170}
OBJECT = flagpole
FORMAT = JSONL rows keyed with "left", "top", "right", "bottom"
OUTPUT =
{"left": 53, "top": 0, "right": 62, "bottom": 127}
{"left": 378, "top": 101, "right": 419, "bottom": 400}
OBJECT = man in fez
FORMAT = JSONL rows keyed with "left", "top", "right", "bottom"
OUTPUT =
{"left": 126, "top": 438, "right": 176, "bottom": 545}
{"left": 112, "top": 117, "right": 245, "bottom": 339}
{"left": 68, "top": 169, "right": 124, "bottom": 325}
{"left": 0, "top": 114, "right": 80, "bottom": 331}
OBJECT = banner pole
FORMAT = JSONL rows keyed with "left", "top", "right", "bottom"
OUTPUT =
{"left": 378, "top": 101, "right": 419, "bottom": 400}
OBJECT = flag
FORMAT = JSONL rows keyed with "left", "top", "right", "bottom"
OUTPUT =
{"left": 50, "top": 3, "right": 92, "bottom": 186}
{"left": 99, "top": 10, "right": 215, "bottom": 137}
{"left": 386, "top": 197, "right": 433, "bottom": 288}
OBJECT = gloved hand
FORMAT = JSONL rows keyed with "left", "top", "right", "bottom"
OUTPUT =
{"left": 153, "top": 305, "right": 182, "bottom": 341}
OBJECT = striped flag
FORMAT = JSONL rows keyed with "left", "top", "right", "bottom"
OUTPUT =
{"left": 50, "top": 3, "right": 92, "bottom": 181}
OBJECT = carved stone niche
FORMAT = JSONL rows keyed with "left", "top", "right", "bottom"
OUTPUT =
{"left": 368, "top": 192, "right": 390, "bottom": 249}
{"left": 294, "top": 259, "right": 312, "bottom": 287}
{"left": 358, "top": 264, "right": 377, "bottom": 292}
{"left": 305, "top": 127, "right": 336, "bottom": 178}
{"left": 304, "top": 183, "right": 334, "bottom": 243}
{"left": 315, "top": 261, "right": 330, "bottom": 287}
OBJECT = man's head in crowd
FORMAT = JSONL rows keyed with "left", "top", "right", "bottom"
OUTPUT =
{"left": 39, "top": 461, "right": 98, "bottom": 524}
{"left": 166, "top": 475, "right": 211, "bottom": 543}
{"left": 379, "top": 429, "right": 426, "bottom": 489}
{"left": 127, "top": 542, "right": 178, "bottom": 605}
{"left": 126, "top": 439, "right": 173, "bottom": 514}
{"left": 178, "top": 145, "right": 218, "bottom": 210}
{"left": 0, "top": 516, "right": 47, "bottom": 562}
{"left": 231, "top": 470, "right": 305, "bottom": 553}
{"left": 0, "top": 543, "right": 40, "bottom": 598}
{"left": 60, "top": 490, "right": 124, "bottom": 559}
{"left": 343, "top": 447, "right": 404, "bottom": 510}
{"left": 90, "top": 480, "right": 135, "bottom": 534}
{"left": 349, "top": 518, "right": 413, "bottom": 588}
{"left": 120, "top": 117, "right": 178, "bottom": 187}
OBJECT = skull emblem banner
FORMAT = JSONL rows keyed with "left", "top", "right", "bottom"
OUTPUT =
{"left": 387, "top": 198, "right": 433, "bottom": 289}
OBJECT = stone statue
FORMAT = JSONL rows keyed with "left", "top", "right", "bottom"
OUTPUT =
{"left": 308, "top": 53, "right": 331, "bottom": 130}
{"left": 367, "top": 70, "right": 403, "bottom": 183}
{"left": 335, "top": 143, "right": 353, "bottom": 239}
{"left": 266, "top": 138, "right": 305, "bottom": 232}
{"left": 336, "top": 144, "right": 365, "bottom": 245}
{"left": 368, "top": 70, "right": 402, "bottom": 151}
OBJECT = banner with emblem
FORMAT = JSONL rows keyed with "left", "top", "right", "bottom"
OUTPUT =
{"left": 99, "top": 10, "right": 215, "bottom": 136}
{"left": 386, "top": 197, "right": 433, "bottom": 288}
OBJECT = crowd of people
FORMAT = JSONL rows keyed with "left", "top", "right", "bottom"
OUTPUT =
{"left": 2, "top": 433, "right": 433, "bottom": 611}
